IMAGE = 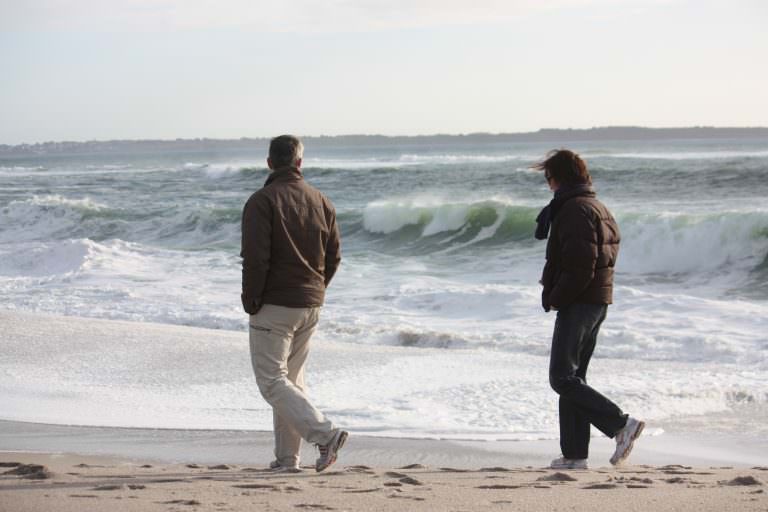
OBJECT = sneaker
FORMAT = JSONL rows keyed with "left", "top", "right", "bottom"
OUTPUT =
{"left": 550, "top": 456, "right": 588, "bottom": 470}
{"left": 315, "top": 429, "right": 348, "bottom": 472}
{"left": 610, "top": 417, "right": 645, "bottom": 466}
{"left": 268, "top": 460, "right": 301, "bottom": 473}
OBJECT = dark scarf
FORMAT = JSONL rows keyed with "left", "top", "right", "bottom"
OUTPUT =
{"left": 534, "top": 184, "right": 595, "bottom": 240}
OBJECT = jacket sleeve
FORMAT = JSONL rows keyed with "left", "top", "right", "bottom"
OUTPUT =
{"left": 324, "top": 206, "right": 341, "bottom": 287}
{"left": 547, "top": 207, "right": 598, "bottom": 309}
{"left": 240, "top": 193, "right": 272, "bottom": 314}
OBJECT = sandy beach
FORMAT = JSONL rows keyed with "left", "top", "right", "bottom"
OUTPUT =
{"left": 2, "top": 451, "right": 766, "bottom": 512}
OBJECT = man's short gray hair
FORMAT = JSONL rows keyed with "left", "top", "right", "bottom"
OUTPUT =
{"left": 269, "top": 135, "right": 304, "bottom": 168}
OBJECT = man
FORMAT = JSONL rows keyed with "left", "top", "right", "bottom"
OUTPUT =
{"left": 241, "top": 134, "right": 347, "bottom": 473}
{"left": 534, "top": 149, "right": 644, "bottom": 470}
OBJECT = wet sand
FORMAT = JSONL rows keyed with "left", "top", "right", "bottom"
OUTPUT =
{"left": 1, "top": 451, "right": 766, "bottom": 512}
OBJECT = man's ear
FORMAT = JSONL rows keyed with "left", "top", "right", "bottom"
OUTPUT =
{"left": 267, "top": 157, "right": 274, "bottom": 170}
{"left": 295, "top": 158, "right": 302, "bottom": 169}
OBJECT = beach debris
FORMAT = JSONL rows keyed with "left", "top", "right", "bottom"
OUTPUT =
{"left": 751, "top": 467, "right": 768, "bottom": 471}
{"left": 3, "top": 464, "right": 51, "bottom": 479}
{"left": 207, "top": 464, "right": 231, "bottom": 470}
{"left": 538, "top": 472, "right": 577, "bottom": 482}
{"left": 0, "top": 462, "right": 22, "bottom": 467}
{"left": 140, "top": 464, "right": 152, "bottom": 468}
{"left": 294, "top": 504, "right": 336, "bottom": 510}
{"left": 438, "top": 467, "right": 470, "bottom": 473}
{"left": 724, "top": 476, "right": 763, "bottom": 486}
{"left": 383, "top": 482, "right": 402, "bottom": 487}
{"left": 342, "top": 487, "right": 382, "bottom": 493}
{"left": 398, "top": 463, "right": 427, "bottom": 470}
{"left": 159, "top": 500, "right": 201, "bottom": 506}
{"left": 665, "top": 477, "right": 689, "bottom": 484}
{"left": 480, "top": 466, "right": 512, "bottom": 472}
{"left": 127, "top": 484, "right": 146, "bottom": 490}
{"left": 186, "top": 464, "right": 202, "bottom": 469}
{"left": 384, "top": 471, "right": 408, "bottom": 478}
{"left": 476, "top": 484, "right": 521, "bottom": 489}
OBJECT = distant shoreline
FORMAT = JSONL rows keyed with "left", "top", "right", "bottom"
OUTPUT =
{"left": 2, "top": 126, "right": 768, "bottom": 158}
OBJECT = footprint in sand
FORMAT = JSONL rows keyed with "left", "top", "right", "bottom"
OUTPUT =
{"left": 344, "top": 466, "right": 375, "bottom": 474}
{"left": 723, "top": 476, "right": 763, "bottom": 486}
{"left": 582, "top": 483, "right": 619, "bottom": 489}
{"left": 92, "top": 485, "right": 124, "bottom": 491}
{"left": 538, "top": 472, "right": 577, "bottom": 482}
{"left": 232, "top": 483, "right": 279, "bottom": 490}
{"left": 398, "top": 476, "right": 424, "bottom": 486}
{"left": 3, "top": 464, "right": 51, "bottom": 479}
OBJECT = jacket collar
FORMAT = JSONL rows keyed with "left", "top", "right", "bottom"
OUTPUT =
{"left": 264, "top": 166, "right": 303, "bottom": 187}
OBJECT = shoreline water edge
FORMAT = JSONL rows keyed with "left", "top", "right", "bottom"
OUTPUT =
{"left": 1, "top": 310, "right": 767, "bottom": 469}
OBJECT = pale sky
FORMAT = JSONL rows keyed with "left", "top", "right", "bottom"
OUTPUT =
{"left": 1, "top": 0, "right": 766, "bottom": 144}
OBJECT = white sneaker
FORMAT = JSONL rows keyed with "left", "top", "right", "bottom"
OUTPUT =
{"left": 610, "top": 417, "right": 645, "bottom": 466}
{"left": 315, "top": 429, "right": 348, "bottom": 473}
{"left": 268, "top": 460, "right": 301, "bottom": 473}
{"left": 550, "top": 456, "right": 588, "bottom": 470}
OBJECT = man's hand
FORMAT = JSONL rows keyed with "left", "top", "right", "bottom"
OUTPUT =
{"left": 241, "top": 294, "right": 262, "bottom": 316}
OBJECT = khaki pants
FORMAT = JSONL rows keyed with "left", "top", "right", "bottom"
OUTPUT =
{"left": 249, "top": 304, "right": 335, "bottom": 467}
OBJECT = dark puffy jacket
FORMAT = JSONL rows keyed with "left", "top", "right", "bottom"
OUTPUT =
{"left": 241, "top": 166, "right": 341, "bottom": 313}
{"left": 541, "top": 190, "right": 620, "bottom": 310}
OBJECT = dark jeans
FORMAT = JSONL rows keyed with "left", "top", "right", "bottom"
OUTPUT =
{"left": 549, "top": 302, "right": 628, "bottom": 459}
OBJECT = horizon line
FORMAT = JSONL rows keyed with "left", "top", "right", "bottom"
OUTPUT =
{"left": 3, "top": 125, "right": 768, "bottom": 148}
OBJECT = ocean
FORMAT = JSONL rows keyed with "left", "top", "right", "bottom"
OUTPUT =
{"left": 1, "top": 137, "right": 767, "bottom": 441}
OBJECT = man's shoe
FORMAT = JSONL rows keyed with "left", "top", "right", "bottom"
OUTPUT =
{"left": 268, "top": 460, "right": 302, "bottom": 473}
{"left": 549, "top": 456, "right": 588, "bottom": 470}
{"left": 610, "top": 417, "right": 645, "bottom": 466}
{"left": 315, "top": 429, "right": 348, "bottom": 473}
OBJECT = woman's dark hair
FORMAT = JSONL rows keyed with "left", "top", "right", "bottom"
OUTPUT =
{"left": 532, "top": 149, "right": 592, "bottom": 186}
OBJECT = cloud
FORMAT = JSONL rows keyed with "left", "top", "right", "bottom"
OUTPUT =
{"left": 0, "top": 0, "right": 676, "bottom": 33}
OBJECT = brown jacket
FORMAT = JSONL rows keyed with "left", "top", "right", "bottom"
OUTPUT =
{"left": 541, "top": 188, "right": 620, "bottom": 310}
{"left": 241, "top": 166, "right": 341, "bottom": 313}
